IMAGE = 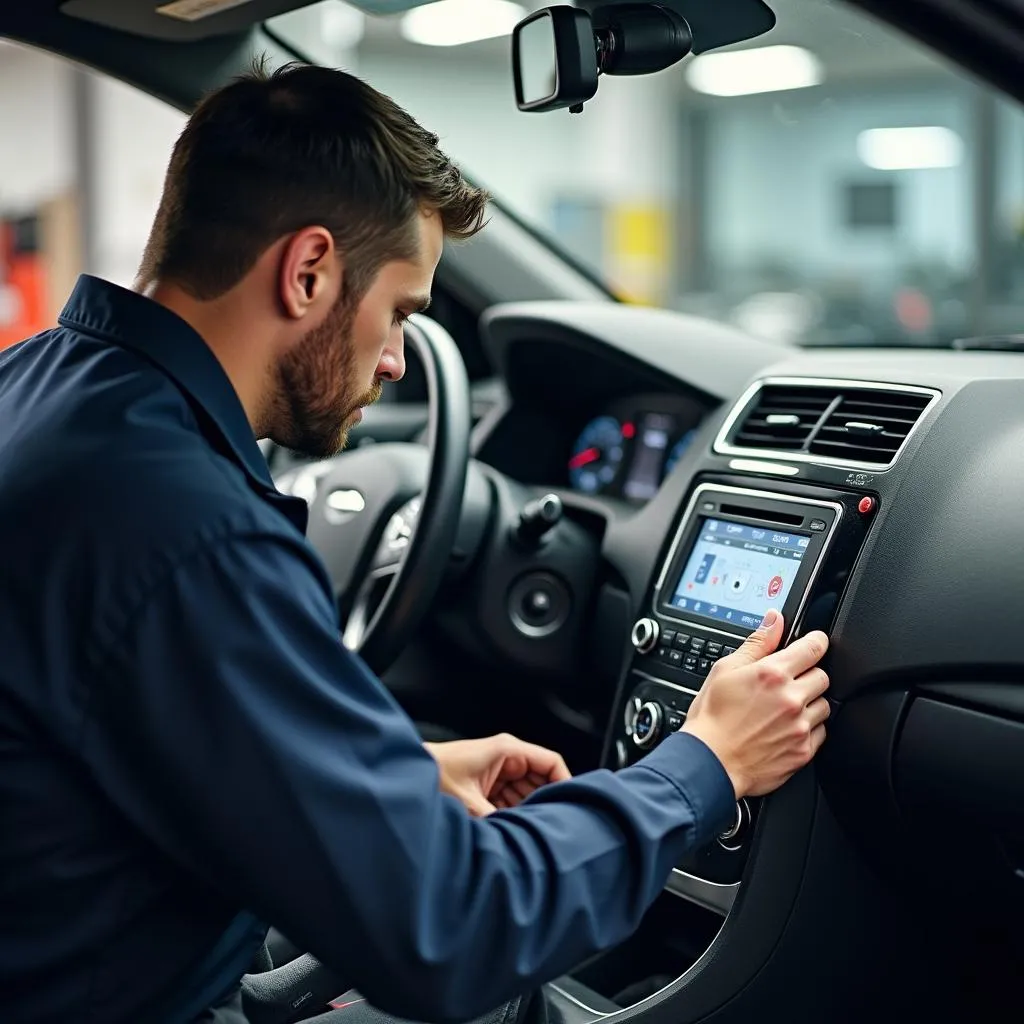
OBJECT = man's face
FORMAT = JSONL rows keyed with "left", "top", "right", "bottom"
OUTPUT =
{"left": 274, "top": 210, "right": 443, "bottom": 459}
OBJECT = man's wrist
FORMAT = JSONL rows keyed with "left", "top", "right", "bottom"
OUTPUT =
{"left": 637, "top": 730, "right": 738, "bottom": 841}
{"left": 680, "top": 722, "right": 744, "bottom": 800}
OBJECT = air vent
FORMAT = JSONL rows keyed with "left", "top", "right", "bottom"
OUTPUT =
{"left": 809, "top": 390, "right": 933, "bottom": 464}
{"left": 718, "top": 379, "right": 938, "bottom": 469}
{"left": 730, "top": 385, "right": 834, "bottom": 451}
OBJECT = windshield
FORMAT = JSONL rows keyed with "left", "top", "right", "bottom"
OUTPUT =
{"left": 268, "top": 0, "right": 1024, "bottom": 348}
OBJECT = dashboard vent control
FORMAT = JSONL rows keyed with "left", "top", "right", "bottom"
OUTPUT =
{"left": 730, "top": 385, "right": 832, "bottom": 451}
{"left": 717, "top": 379, "right": 938, "bottom": 470}
{"left": 809, "top": 390, "right": 933, "bottom": 464}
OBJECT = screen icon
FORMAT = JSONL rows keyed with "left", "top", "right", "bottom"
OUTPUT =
{"left": 694, "top": 553, "right": 716, "bottom": 585}
{"left": 767, "top": 575, "right": 784, "bottom": 599}
{"left": 726, "top": 571, "right": 751, "bottom": 595}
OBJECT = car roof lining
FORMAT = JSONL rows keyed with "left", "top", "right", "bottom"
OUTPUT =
{"left": 2, "top": 1, "right": 1024, "bottom": 128}
{"left": 57, "top": 0, "right": 779, "bottom": 53}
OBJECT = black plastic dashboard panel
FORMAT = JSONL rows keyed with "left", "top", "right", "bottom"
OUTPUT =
{"left": 895, "top": 696, "right": 1024, "bottom": 835}
{"left": 480, "top": 302, "right": 786, "bottom": 405}
{"left": 824, "top": 376, "right": 1024, "bottom": 699}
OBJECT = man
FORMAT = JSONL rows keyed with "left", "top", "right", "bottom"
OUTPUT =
{"left": 0, "top": 62, "right": 830, "bottom": 1023}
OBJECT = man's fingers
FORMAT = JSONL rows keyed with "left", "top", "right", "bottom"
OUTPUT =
{"left": 724, "top": 609, "right": 784, "bottom": 667}
{"left": 804, "top": 695, "right": 831, "bottom": 729}
{"left": 809, "top": 722, "right": 827, "bottom": 756}
{"left": 795, "top": 668, "right": 830, "bottom": 705}
{"left": 462, "top": 790, "right": 497, "bottom": 816}
{"left": 509, "top": 778, "right": 536, "bottom": 801}
{"left": 773, "top": 630, "right": 830, "bottom": 676}
{"left": 497, "top": 739, "right": 571, "bottom": 784}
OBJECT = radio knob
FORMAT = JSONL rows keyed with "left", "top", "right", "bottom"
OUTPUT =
{"left": 630, "top": 617, "right": 659, "bottom": 654}
{"left": 717, "top": 799, "right": 751, "bottom": 850}
{"left": 631, "top": 701, "right": 664, "bottom": 748}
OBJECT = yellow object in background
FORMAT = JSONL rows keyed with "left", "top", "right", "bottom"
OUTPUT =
{"left": 606, "top": 203, "right": 672, "bottom": 306}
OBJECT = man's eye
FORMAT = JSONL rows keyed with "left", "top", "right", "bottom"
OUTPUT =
{"left": 393, "top": 311, "right": 408, "bottom": 327}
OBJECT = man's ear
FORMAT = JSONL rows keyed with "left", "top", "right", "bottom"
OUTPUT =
{"left": 278, "top": 226, "right": 342, "bottom": 321}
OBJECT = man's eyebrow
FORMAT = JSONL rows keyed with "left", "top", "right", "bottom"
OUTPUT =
{"left": 405, "top": 294, "right": 432, "bottom": 314}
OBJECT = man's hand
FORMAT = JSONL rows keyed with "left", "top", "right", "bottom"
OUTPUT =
{"left": 682, "top": 610, "right": 830, "bottom": 799}
{"left": 425, "top": 734, "right": 572, "bottom": 816}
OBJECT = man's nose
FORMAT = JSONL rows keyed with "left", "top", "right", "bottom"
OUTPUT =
{"left": 378, "top": 328, "right": 406, "bottom": 382}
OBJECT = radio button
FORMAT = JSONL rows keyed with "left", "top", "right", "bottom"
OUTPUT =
{"left": 684, "top": 653, "right": 698, "bottom": 673}
{"left": 673, "top": 633, "right": 691, "bottom": 650}
{"left": 667, "top": 649, "right": 683, "bottom": 668}
{"left": 706, "top": 641, "right": 723, "bottom": 658}
{"left": 666, "top": 711, "right": 684, "bottom": 732}
{"left": 631, "top": 618, "right": 659, "bottom": 654}
{"left": 698, "top": 658, "right": 712, "bottom": 674}
{"left": 722, "top": 646, "right": 738, "bottom": 658}
{"left": 661, "top": 630, "right": 676, "bottom": 646}
{"left": 689, "top": 637, "right": 706, "bottom": 654}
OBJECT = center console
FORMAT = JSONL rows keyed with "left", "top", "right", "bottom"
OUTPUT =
{"left": 607, "top": 478, "right": 877, "bottom": 912}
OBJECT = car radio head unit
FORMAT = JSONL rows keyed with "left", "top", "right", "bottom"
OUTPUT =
{"left": 653, "top": 484, "right": 842, "bottom": 644}
{"left": 622, "top": 482, "right": 846, "bottom": 768}
{"left": 616, "top": 482, "right": 854, "bottom": 885}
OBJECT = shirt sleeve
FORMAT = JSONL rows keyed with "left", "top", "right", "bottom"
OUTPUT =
{"left": 79, "top": 530, "right": 735, "bottom": 1023}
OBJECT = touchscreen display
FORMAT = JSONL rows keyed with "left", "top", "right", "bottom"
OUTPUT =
{"left": 667, "top": 518, "right": 811, "bottom": 631}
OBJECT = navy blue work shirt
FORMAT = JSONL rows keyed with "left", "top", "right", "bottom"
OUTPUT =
{"left": 0, "top": 275, "right": 735, "bottom": 1024}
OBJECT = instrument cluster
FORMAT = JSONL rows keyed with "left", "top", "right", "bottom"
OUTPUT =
{"left": 567, "top": 393, "right": 707, "bottom": 502}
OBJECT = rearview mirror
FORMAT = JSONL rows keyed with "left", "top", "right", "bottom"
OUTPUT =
{"left": 511, "top": 6, "right": 598, "bottom": 113}
{"left": 512, "top": 4, "right": 694, "bottom": 114}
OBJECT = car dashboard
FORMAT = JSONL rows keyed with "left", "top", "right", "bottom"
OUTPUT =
{"left": 463, "top": 298, "right": 1024, "bottom": 1023}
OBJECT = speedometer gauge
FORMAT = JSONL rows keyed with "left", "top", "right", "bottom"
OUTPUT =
{"left": 569, "top": 416, "right": 625, "bottom": 494}
{"left": 664, "top": 428, "right": 698, "bottom": 480}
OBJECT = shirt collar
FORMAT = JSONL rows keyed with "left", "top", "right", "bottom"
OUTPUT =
{"left": 58, "top": 275, "right": 308, "bottom": 534}
{"left": 59, "top": 274, "right": 277, "bottom": 489}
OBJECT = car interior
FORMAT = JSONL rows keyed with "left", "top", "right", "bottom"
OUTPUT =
{"left": 3, "top": 0, "right": 1024, "bottom": 1022}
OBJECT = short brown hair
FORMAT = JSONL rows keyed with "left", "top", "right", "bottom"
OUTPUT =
{"left": 137, "top": 59, "right": 489, "bottom": 300}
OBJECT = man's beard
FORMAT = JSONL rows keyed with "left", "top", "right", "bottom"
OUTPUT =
{"left": 274, "top": 294, "right": 383, "bottom": 459}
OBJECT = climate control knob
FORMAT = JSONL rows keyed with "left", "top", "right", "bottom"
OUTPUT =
{"left": 717, "top": 799, "right": 751, "bottom": 850}
{"left": 631, "top": 701, "right": 663, "bottom": 748}
{"left": 630, "top": 617, "right": 659, "bottom": 654}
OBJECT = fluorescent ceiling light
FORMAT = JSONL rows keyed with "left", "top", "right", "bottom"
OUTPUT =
{"left": 401, "top": 0, "right": 526, "bottom": 47}
{"left": 686, "top": 45, "right": 823, "bottom": 97}
{"left": 857, "top": 127, "right": 963, "bottom": 170}
{"left": 321, "top": 3, "right": 365, "bottom": 50}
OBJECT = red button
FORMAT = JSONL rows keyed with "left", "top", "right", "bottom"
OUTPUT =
{"left": 858, "top": 496, "right": 876, "bottom": 515}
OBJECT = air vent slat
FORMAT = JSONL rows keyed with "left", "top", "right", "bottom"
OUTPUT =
{"left": 723, "top": 381, "right": 935, "bottom": 467}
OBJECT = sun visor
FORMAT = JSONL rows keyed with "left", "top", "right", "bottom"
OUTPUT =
{"left": 59, "top": 0, "right": 325, "bottom": 41}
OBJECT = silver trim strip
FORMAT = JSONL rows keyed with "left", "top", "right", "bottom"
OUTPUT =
{"left": 713, "top": 376, "right": 941, "bottom": 471}
{"left": 546, "top": 983, "right": 613, "bottom": 1019}
{"left": 728, "top": 458, "right": 800, "bottom": 476}
{"left": 665, "top": 869, "right": 738, "bottom": 914}
{"left": 652, "top": 483, "right": 844, "bottom": 644}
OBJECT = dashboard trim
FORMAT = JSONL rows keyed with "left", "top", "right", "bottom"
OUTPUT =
{"left": 727, "top": 458, "right": 800, "bottom": 476}
{"left": 712, "top": 376, "right": 941, "bottom": 472}
{"left": 665, "top": 868, "right": 738, "bottom": 915}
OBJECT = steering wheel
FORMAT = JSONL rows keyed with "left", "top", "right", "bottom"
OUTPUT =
{"left": 241, "top": 315, "right": 472, "bottom": 1020}
{"left": 300, "top": 313, "right": 472, "bottom": 676}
